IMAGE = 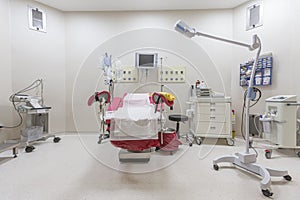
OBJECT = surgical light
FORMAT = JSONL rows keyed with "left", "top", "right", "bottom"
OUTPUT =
{"left": 174, "top": 20, "right": 196, "bottom": 38}
{"left": 174, "top": 20, "right": 291, "bottom": 197}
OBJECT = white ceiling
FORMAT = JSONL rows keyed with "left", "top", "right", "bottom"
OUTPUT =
{"left": 33, "top": 0, "right": 251, "bottom": 12}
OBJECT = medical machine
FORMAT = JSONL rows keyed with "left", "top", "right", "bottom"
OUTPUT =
{"left": 175, "top": 20, "right": 291, "bottom": 197}
{"left": 260, "top": 95, "right": 300, "bottom": 158}
{"left": 89, "top": 91, "right": 181, "bottom": 162}
{"left": 110, "top": 93, "right": 160, "bottom": 162}
{"left": 8, "top": 79, "right": 61, "bottom": 153}
{"left": 111, "top": 93, "right": 181, "bottom": 162}
{"left": 18, "top": 95, "right": 61, "bottom": 153}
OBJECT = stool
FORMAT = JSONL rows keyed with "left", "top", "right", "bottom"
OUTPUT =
{"left": 169, "top": 114, "right": 188, "bottom": 139}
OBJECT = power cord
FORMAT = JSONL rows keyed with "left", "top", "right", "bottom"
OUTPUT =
{"left": 240, "top": 87, "right": 262, "bottom": 157}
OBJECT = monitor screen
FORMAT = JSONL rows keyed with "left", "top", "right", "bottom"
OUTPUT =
{"left": 135, "top": 53, "right": 158, "bottom": 69}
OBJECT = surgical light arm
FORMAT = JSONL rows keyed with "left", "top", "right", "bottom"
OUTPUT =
{"left": 175, "top": 20, "right": 260, "bottom": 51}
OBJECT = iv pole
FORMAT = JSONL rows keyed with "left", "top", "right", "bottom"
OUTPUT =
{"left": 174, "top": 20, "right": 291, "bottom": 197}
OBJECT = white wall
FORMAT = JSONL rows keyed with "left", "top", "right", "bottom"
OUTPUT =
{"left": 65, "top": 10, "right": 234, "bottom": 132}
{"left": 232, "top": 0, "right": 300, "bottom": 134}
{"left": 8, "top": 0, "right": 66, "bottom": 136}
{"left": 0, "top": 0, "right": 14, "bottom": 141}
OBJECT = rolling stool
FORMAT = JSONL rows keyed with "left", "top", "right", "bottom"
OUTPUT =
{"left": 169, "top": 114, "right": 188, "bottom": 139}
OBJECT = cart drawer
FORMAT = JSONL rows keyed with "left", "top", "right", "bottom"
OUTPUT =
{"left": 196, "top": 122, "right": 228, "bottom": 135}
{"left": 196, "top": 114, "right": 226, "bottom": 122}
{"left": 196, "top": 103, "right": 227, "bottom": 114}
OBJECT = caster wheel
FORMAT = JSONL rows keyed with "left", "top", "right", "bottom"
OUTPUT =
{"left": 25, "top": 146, "right": 35, "bottom": 153}
{"left": 53, "top": 137, "right": 61, "bottom": 143}
{"left": 226, "top": 138, "right": 235, "bottom": 146}
{"left": 14, "top": 155, "right": 17, "bottom": 158}
{"left": 155, "top": 147, "right": 160, "bottom": 151}
{"left": 265, "top": 149, "right": 272, "bottom": 159}
{"left": 213, "top": 164, "right": 219, "bottom": 171}
{"left": 189, "top": 143, "right": 193, "bottom": 147}
{"left": 283, "top": 175, "right": 292, "bottom": 181}
{"left": 97, "top": 139, "right": 102, "bottom": 144}
{"left": 262, "top": 189, "right": 273, "bottom": 197}
{"left": 195, "top": 137, "right": 202, "bottom": 145}
{"left": 297, "top": 152, "right": 300, "bottom": 158}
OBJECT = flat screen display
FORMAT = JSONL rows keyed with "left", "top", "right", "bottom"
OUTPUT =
{"left": 135, "top": 53, "right": 158, "bottom": 69}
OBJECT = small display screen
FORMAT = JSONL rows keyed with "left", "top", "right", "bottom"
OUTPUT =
{"left": 139, "top": 54, "right": 154, "bottom": 67}
{"left": 136, "top": 53, "right": 157, "bottom": 69}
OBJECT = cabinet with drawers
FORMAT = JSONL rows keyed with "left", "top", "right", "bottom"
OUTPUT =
{"left": 189, "top": 97, "right": 233, "bottom": 145}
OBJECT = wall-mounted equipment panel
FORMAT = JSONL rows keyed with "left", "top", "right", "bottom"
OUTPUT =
{"left": 158, "top": 66, "right": 186, "bottom": 83}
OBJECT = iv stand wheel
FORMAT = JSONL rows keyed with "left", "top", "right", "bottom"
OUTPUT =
{"left": 226, "top": 138, "right": 235, "bottom": 146}
{"left": 297, "top": 151, "right": 300, "bottom": 158}
{"left": 53, "top": 137, "right": 61, "bottom": 143}
{"left": 265, "top": 149, "right": 272, "bottom": 159}
{"left": 262, "top": 189, "right": 273, "bottom": 197}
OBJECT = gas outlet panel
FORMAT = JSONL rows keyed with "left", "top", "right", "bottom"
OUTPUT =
{"left": 158, "top": 66, "right": 186, "bottom": 83}
{"left": 112, "top": 66, "right": 139, "bottom": 83}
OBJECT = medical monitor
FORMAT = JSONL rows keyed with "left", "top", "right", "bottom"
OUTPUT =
{"left": 135, "top": 53, "right": 158, "bottom": 69}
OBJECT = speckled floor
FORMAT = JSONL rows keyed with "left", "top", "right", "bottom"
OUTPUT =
{"left": 0, "top": 134, "right": 299, "bottom": 200}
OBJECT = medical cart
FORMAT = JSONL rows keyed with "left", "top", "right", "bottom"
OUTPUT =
{"left": 188, "top": 96, "right": 234, "bottom": 145}
{"left": 21, "top": 107, "right": 61, "bottom": 153}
